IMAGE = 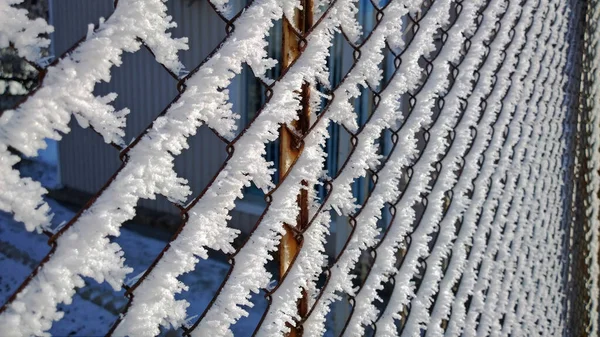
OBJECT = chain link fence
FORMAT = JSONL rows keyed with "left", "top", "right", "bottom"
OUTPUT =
{"left": 0, "top": 0, "right": 599, "bottom": 335}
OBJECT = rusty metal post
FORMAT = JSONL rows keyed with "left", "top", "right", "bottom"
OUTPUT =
{"left": 279, "top": 0, "right": 313, "bottom": 335}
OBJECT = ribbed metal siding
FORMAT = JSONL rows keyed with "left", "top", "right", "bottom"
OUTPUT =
{"left": 54, "top": 1, "right": 253, "bottom": 226}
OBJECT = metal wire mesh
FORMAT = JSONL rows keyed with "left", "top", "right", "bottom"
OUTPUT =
{"left": 0, "top": 0, "right": 597, "bottom": 335}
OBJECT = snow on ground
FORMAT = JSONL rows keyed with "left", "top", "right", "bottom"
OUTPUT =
{"left": 0, "top": 159, "right": 267, "bottom": 336}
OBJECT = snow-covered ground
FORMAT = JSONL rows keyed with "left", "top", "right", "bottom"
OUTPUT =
{"left": 0, "top": 159, "right": 268, "bottom": 336}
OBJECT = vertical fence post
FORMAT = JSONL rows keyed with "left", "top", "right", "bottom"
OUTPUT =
{"left": 279, "top": 0, "right": 313, "bottom": 335}
{"left": 570, "top": 0, "right": 594, "bottom": 335}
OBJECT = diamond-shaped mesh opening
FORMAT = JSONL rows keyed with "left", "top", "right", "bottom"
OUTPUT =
{"left": 323, "top": 304, "right": 340, "bottom": 335}
{"left": 264, "top": 249, "right": 280, "bottom": 281}
{"left": 230, "top": 290, "right": 269, "bottom": 335}
{"left": 51, "top": 276, "right": 124, "bottom": 336}
{"left": 122, "top": 196, "right": 183, "bottom": 241}
{"left": 51, "top": 0, "right": 114, "bottom": 57}
{"left": 328, "top": 32, "right": 355, "bottom": 89}
{"left": 371, "top": 45, "right": 398, "bottom": 93}
{"left": 330, "top": 214, "right": 353, "bottom": 257}
{"left": 354, "top": 248, "right": 376, "bottom": 288}
{"left": 94, "top": 48, "right": 179, "bottom": 143}
{"left": 230, "top": 64, "right": 270, "bottom": 139}
{"left": 405, "top": 196, "right": 428, "bottom": 248}
{"left": 119, "top": 204, "right": 180, "bottom": 263}
{"left": 411, "top": 256, "right": 428, "bottom": 296}
{"left": 352, "top": 86, "right": 377, "bottom": 130}
{"left": 173, "top": 126, "right": 228, "bottom": 205}
{"left": 176, "top": 251, "right": 233, "bottom": 330}
{"left": 394, "top": 299, "right": 411, "bottom": 335}
{"left": 0, "top": 221, "right": 49, "bottom": 301}
{"left": 322, "top": 293, "right": 353, "bottom": 336}
{"left": 410, "top": 127, "right": 429, "bottom": 170}
{"left": 366, "top": 274, "right": 395, "bottom": 335}
{"left": 58, "top": 121, "right": 121, "bottom": 195}
{"left": 378, "top": 128, "right": 395, "bottom": 160}
{"left": 328, "top": 124, "right": 353, "bottom": 180}
{"left": 352, "top": 171, "right": 377, "bottom": 206}
{"left": 231, "top": 183, "right": 268, "bottom": 249}
{"left": 169, "top": 0, "right": 226, "bottom": 71}
{"left": 462, "top": 292, "right": 475, "bottom": 323}
{"left": 374, "top": 203, "right": 393, "bottom": 240}
{"left": 427, "top": 189, "right": 454, "bottom": 251}
{"left": 265, "top": 19, "right": 284, "bottom": 80}
{"left": 355, "top": 0, "right": 380, "bottom": 46}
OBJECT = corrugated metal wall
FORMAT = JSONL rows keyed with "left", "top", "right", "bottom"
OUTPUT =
{"left": 53, "top": 0, "right": 260, "bottom": 232}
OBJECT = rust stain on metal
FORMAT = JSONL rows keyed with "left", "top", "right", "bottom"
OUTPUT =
{"left": 279, "top": 0, "right": 314, "bottom": 335}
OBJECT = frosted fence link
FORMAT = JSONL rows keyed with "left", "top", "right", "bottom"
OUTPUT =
{"left": 300, "top": 0, "right": 465, "bottom": 335}
{"left": 196, "top": 1, "right": 412, "bottom": 336}
{"left": 110, "top": 0, "right": 366, "bottom": 334}
{"left": 427, "top": 0, "right": 537, "bottom": 332}
{"left": 402, "top": 0, "right": 515, "bottom": 334}
{"left": 465, "top": 0, "right": 568, "bottom": 334}
{"left": 493, "top": 3, "right": 573, "bottom": 335}
{"left": 0, "top": 0, "right": 53, "bottom": 233}
{"left": 348, "top": 0, "right": 502, "bottom": 335}
{"left": 0, "top": 0, "right": 186, "bottom": 233}
{"left": 1, "top": 0, "right": 285, "bottom": 333}
{"left": 258, "top": 1, "right": 455, "bottom": 335}
{"left": 373, "top": 0, "right": 508, "bottom": 334}
{"left": 413, "top": 1, "right": 523, "bottom": 335}
{"left": 444, "top": 0, "right": 549, "bottom": 332}
{"left": 0, "top": 0, "right": 593, "bottom": 336}
{"left": 497, "top": 1, "right": 580, "bottom": 333}
{"left": 481, "top": 6, "right": 569, "bottom": 336}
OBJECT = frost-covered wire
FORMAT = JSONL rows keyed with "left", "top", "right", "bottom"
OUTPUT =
{"left": 478, "top": 3, "right": 570, "bottom": 334}
{"left": 296, "top": 1, "right": 467, "bottom": 335}
{"left": 463, "top": 0, "right": 561, "bottom": 331}
{"left": 0, "top": 0, "right": 294, "bottom": 334}
{"left": 524, "top": 2, "right": 587, "bottom": 335}
{"left": 426, "top": 0, "right": 538, "bottom": 332}
{"left": 0, "top": 0, "right": 53, "bottom": 233}
{"left": 190, "top": 2, "right": 409, "bottom": 336}
{"left": 0, "top": 0, "right": 588, "bottom": 335}
{"left": 442, "top": 0, "right": 553, "bottom": 335}
{"left": 251, "top": 3, "right": 413, "bottom": 335}
{"left": 138, "top": 1, "right": 362, "bottom": 336}
{"left": 339, "top": 0, "right": 500, "bottom": 335}
{"left": 466, "top": 2, "right": 568, "bottom": 334}
{"left": 113, "top": 0, "right": 362, "bottom": 334}
{"left": 357, "top": 0, "right": 510, "bottom": 335}
{"left": 0, "top": 0, "right": 53, "bottom": 62}
{"left": 0, "top": 0, "right": 187, "bottom": 233}
{"left": 401, "top": 1, "right": 522, "bottom": 334}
